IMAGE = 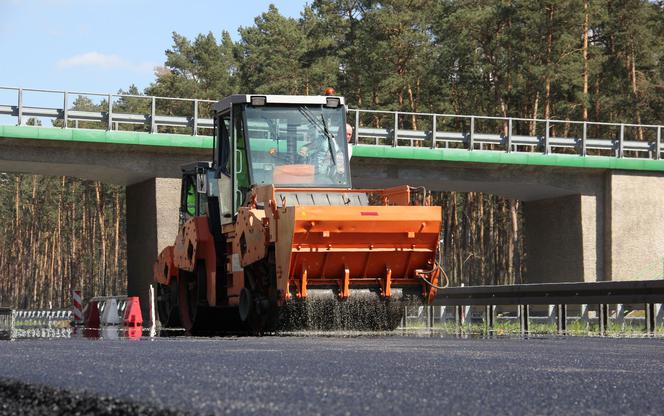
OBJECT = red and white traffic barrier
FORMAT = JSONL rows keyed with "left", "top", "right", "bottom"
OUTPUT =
{"left": 71, "top": 290, "right": 83, "bottom": 325}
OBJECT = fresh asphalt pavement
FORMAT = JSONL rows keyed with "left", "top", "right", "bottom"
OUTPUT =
{"left": 0, "top": 333, "right": 663, "bottom": 415}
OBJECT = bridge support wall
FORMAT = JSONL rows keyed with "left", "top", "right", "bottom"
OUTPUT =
{"left": 605, "top": 172, "right": 664, "bottom": 281}
{"left": 524, "top": 194, "right": 603, "bottom": 283}
{"left": 525, "top": 171, "right": 664, "bottom": 283}
{"left": 126, "top": 178, "right": 181, "bottom": 318}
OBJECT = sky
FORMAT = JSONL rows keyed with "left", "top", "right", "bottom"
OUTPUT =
{"left": 0, "top": 0, "right": 309, "bottom": 95}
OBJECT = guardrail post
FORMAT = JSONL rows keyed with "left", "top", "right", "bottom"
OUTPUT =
{"left": 646, "top": 303, "right": 656, "bottom": 335}
{"left": 581, "top": 303, "right": 590, "bottom": 329}
{"left": 193, "top": 99, "right": 198, "bottom": 136}
{"left": 518, "top": 304, "right": 529, "bottom": 335}
{"left": 598, "top": 304, "right": 608, "bottom": 336}
{"left": 506, "top": 118, "right": 512, "bottom": 153}
{"left": 430, "top": 115, "right": 437, "bottom": 149}
{"left": 547, "top": 305, "right": 556, "bottom": 325}
{"left": 400, "top": 305, "right": 407, "bottom": 328}
{"left": 393, "top": 112, "right": 398, "bottom": 147}
{"left": 63, "top": 91, "right": 68, "bottom": 128}
{"left": 107, "top": 94, "right": 113, "bottom": 131}
{"left": 618, "top": 124, "right": 624, "bottom": 158}
{"left": 616, "top": 303, "right": 625, "bottom": 332}
{"left": 469, "top": 116, "right": 475, "bottom": 151}
{"left": 581, "top": 122, "right": 587, "bottom": 156}
{"left": 438, "top": 305, "right": 446, "bottom": 324}
{"left": 556, "top": 304, "right": 567, "bottom": 335}
{"left": 656, "top": 126, "right": 661, "bottom": 160}
{"left": 455, "top": 305, "right": 462, "bottom": 334}
{"left": 10, "top": 310, "right": 15, "bottom": 340}
{"left": 544, "top": 119, "right": 550, "bottom": 154}
{"left": 485, "top": 304, "right": 495, "bottom": 334}
{"left": 17, "top": 87, "right": 23, "bottom": 126}
{"left": 150, "top": 96, "right": 156, "bottom": 133}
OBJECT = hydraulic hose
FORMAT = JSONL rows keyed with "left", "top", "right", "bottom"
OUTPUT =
{"left": 417, "top": 263, "right": 450, "bottom": 290}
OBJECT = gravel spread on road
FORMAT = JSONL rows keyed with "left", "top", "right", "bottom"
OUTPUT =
{"left": 0, "top": 378, "right": 189, "bottom": 416}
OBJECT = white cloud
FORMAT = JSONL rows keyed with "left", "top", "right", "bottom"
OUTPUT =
{"left": 56, "top": 52, "right": 155, "bottom": 73}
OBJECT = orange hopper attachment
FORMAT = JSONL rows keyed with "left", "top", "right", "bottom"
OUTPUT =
{"left": 266, "top": 200, "right": 442, "bottom": 303}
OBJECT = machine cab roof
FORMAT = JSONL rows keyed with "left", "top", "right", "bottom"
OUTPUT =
{"left": 213, "top": 94, "right": 350, "bottom": 197}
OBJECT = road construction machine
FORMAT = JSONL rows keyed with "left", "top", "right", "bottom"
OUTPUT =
{"left": 154, "top": 93, "right": 443, "bottom": 333}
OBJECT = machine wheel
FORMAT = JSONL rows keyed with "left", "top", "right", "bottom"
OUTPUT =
{"left": 240, "top": 248, "right": 280, "bottom": 333}
{"left": 178, "top": 271, "right": 197, "bottom": 332}
{"left": 238, "top": 288, "right": 253, "bottom": 322}
{"left": 178, "top": 262, "right": 207, "bottom": 332}
{"left": 156, "top": 280, "right": 179, "bottom": 328}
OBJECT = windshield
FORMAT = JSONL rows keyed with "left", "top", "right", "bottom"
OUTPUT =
{"left": 245, "top": 105, "right": 350, "bottom": 187}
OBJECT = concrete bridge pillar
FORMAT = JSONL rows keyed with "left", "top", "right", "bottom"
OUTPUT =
{"left": 605, "top": 171, "right": 664, "bottom": 281}
{"left": 126, "top": 178, "right": 181, "bottom": 318}
{"left": 524, "top": 194, "right": 603, "bottom": 283}
{"left": 525, "top": 170, "right": 664, "bottom": 283}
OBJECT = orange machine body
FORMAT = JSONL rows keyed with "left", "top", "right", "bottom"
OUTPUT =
{"left": 154, "top": 184, "right": 442, "bottom": 327}
{"left": 242, "top": 185, "right": 442, "bottom": 304}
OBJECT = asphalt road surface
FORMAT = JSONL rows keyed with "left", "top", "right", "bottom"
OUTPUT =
{"left": 1, "top": 333, "right": 663, "bottom": 415}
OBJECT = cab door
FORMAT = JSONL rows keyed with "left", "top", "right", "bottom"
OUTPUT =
{"left": 215, "top": 110, "right": 234, "bottom": 225}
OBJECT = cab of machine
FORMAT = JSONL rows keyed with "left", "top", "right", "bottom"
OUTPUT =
{"left": 212, "top": 94, "right": 350, "bottom": 220}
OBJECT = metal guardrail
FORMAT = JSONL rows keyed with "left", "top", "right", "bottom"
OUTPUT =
{"left": 0, "top": 86, "right": 215, "bottom": 134}
{"left": 348, "top": 109, "right": 663, "bottom": 160}
{"left": 1, "top": 86, "right": 662, "bottom": 160}
{"left": 424, "top": 280, "right": 664, "bottom": 336}
{"left": 432, "top": 279, "right": 664, "bottom": 306}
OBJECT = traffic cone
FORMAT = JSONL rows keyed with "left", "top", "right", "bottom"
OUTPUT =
{"left": 84, "top": 301, "right": 100, "bottom": 328}
{"left": 100, "top": 298, "right": 121, "bottom": 325}
{"left": 123, "top": 296, "right": 143, "bottom": 327}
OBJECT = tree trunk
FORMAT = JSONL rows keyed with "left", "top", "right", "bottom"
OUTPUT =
{"left": 510, "top": 200, "right": 520, "bottom": 284}
{"left": 14, "top": 176, "right": 21, "bottom": 228}
{"left": 544, "top": 5, "right": 555, "bottom": 120}
{"left": 593, "top": 77, "right": 601, "bottom": 135}
{"left": 530, "top": 92, "right": 540, "bottom": 136}
{"left": 628, "top": 49, "right": 643, "bottom": 139}
{"left": 114, "top": 189, "right": 121, "bottom": 292}
{"left": 95, "top": 182, "right": 107, "bottom": 296}
{"left": 582, "top": 0, "right": 589, "bottom": 121}
{"left": 56, "top": 177, "right": 64, "bottom": 306}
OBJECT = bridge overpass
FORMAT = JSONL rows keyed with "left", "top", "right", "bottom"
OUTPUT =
{"left": 1, "top": 86, "right": 663, "bottom": 311}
